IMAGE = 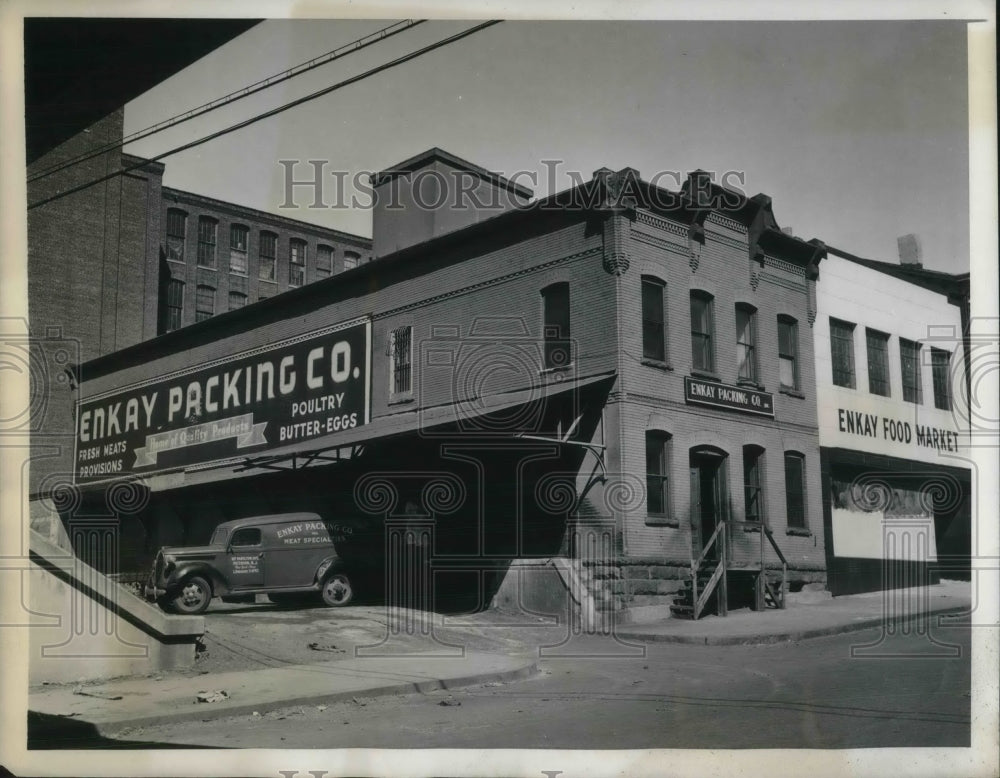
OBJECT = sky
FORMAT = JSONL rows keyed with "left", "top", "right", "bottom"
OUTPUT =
{"left": 125, "top": 18, "right": 972, "bottom": 272}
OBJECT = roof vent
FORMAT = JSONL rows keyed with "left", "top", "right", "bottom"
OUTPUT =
{"left": 897, "top": 233, "right": 922, "bottom": 267}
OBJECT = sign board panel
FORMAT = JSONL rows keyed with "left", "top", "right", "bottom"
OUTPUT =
{"left": 683, "top": 376, "right": 774, "bottom": 417}
{"left": 75, "top": 319, "right": 371, "bottom": 484}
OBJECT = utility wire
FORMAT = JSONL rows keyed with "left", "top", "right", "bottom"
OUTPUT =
{"left": 28, "top": 19, "right": 426, "bottom": 183}
{"left": 29, "top": 20, "right": 502, "bottom": 211}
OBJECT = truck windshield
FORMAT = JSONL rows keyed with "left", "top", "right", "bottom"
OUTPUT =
{"left": 210, "top": 528, "right": 229, "bottom": 546}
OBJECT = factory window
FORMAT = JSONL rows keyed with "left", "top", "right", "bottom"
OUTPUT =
{"left": 783, "top": 451, "right": 808, "bottom": 531}
{"left": 164, "top": 279, "right": 184, "bottom": 333}
{"left": 195, "top": 285, "right": 215, "bottom": 322}
{"left": 645, "top": 432, "right": 672, "bottom": 519}
{"left": 735, "top": 303, "right": 758, "bottom": 383}
{"left": 259, "top": 231, "right": 277, "bottom": 281}
{"left": 743, "top": 445, "right": 765, "bottom": 525}
{"left": 316, "top": 245, "right": 333, "bottom": 276}
{"left": 690, "top": 290, "right": 715, "bottom": 373}
{"left": 866, "top": 328, "right": 891, "bottom": 397}
{"left": 343, "top": 250, "right": 360, "bottom": 271}
{"left": 777, "top": 315, "right": 799, "bottom": 390}
{"left": 900, "top": 338, "right": 922, "bottom": 404}
{"left": 390, "top": 325, "right": 412, "bottom": 396}
{"left": 542, "top": 282, "right": 572, "bottom": 369}
{"left": 229, "top": 224, "right": 249, "bottom": 275}
{"left": 641, "top": 276, "right": 667, "bottom": 363}
{"left": 931, "top": 347, "right": 952, "bottom": 411}
{"left": 228, "top": 291, "right": 246, "bottom": 311}
{"left": 165, "top": 209, "right": 186, "bottom": 262}
{"left": 829, "top": 318, "right": 856, "bottom": 388}
{"left": 289, "top": 239, "right": 306, "bottom": 287}
{"left": 197, "top": 216, "right": 217, "bottom": 268}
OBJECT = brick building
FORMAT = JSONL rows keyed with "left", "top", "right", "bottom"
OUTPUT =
{"left": 68, "top": 148, "right": 829, "bottom": 619}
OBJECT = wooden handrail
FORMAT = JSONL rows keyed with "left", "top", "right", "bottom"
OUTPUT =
{"left": 694, "top": 519, "right": 726, "bottom": 571}
{"left": 763, "top": 525, "right": 788, "bottom": 566}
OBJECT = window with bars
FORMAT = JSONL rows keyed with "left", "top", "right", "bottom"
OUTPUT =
{"left": 259, "top": 232, "right": 277, "bottom": 281}
{"left": 343, "top": 251, "right": 360, "bottom": 271}
{"left": 830, "top": 318, "right": 856, "bottom": 388}
{"left": 289, "top": 239, "right": 306, "bottom": 287}
{"left": 784, "top": 451, "right": 807, "bottom": 530}
{"left": 164, "top": 279, "right": 184, "bottom": 332}
{"left": 866, "top": 328, "right": 891, "bottom": 397}
{"left": 228, "top": 291, "right": 246, "bottom": 311}
{"left": 197, "top": 216, "right": 217, "bottom": 268}
{"left": 316, "top": 245, "right": 333, "bottom": 276}
{"left": 165, "top": 209, "right": 186, "bottom": 262}
{"left": 900, "top": 338, "right": 922, "bottom": 403}
{"left": 229, "top": 224, "right": 248, "bottom": 275}
{"left": 735, "top": 303, "right": 757, "bottom": 382}
{"left": 542, "top": 283, "right": 572, "bottom": 369}
{"left": 641, "top": 277, "right": 666, "bottom": 363}
{"left": 690, "top": 291, "right": 715, "bottom": 372}
{"left": 645, "top": 432, "right": 671, "bottom": 518}
{"left": 743, "top": 445, "right": 765, "bottom": 524}
{"left": 195, "top": 285, "right": 215, "bottom": 322}
{"left": 390, "top": 326, "right": 412, "bottom": 395}
{"left": 931, "top": 347, "right": 952, "bottom": 410}
{"left": 777, "top": 315, "right": 799, "bottom": 390}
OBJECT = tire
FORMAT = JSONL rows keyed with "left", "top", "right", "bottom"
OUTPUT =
{"left": 169, "top": 575, "right": 212, "bottom": 614}
{"left": 321, "top": 572, "right": 353, "bottom": 607}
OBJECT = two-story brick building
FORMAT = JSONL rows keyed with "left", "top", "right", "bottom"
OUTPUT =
{"left": 67, "top": 148, "right": 828, "bottom": 620}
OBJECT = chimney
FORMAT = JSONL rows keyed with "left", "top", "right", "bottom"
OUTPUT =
{"left": 781, "top": 226, "right": 794, "bottom": 237}
{"left": 897, "top": 233, "right": 923, "bottom": 267}
{"left": 371, "top": 148, "right": 533, "bottom": 258}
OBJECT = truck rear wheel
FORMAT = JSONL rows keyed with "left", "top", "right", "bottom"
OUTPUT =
{"left": 321, "top": 572, "right": 353, "bottom": 607}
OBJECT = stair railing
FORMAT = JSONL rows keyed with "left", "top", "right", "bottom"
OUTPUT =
{"left": 691, "top": 520, "right": 728, "bottom": 620}
{"left": 762, "top": 525, "right": 788, "bottom": 609}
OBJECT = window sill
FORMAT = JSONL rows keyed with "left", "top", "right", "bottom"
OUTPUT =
{"left": 539, "top": 364, "right": 575, "bottom": 376}
{"left": 690, "top": 369, "right": 721, "bottom": 381}
{"left": 229, "top": 270, "right": 248, "bottom": 277}
{"left": 166, "top": 258, "right": 185, "bottom": 265}
{"left": 641, "top": 358, "right": 673, "bottom": 371}
{"left": 259, "top": 279, "right": 277, "bottom": 286}
{"left": 785, "top": 527, "right": 812, "bottom": 537}
{"left": 197, "top": 265, "right": 218, "bottom": 272}
{"left": 388, "top": 395, "right": 415, "bottom": 407}
{"left": 737, "top": 378, "right": 765, "bottom": 390}
{"left": 741, "top": 523, "right": 764, "bottom": 533}
{"left": 645, "top": 516, "right": 679, "bottom": 528}
{"left": 779, "top": 386, "right": 805, "bottom": 399}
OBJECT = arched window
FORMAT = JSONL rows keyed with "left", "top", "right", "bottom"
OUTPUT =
{"left": 541, "top": 282, "right": 572, "bottom": 369}
{"left": 742, "top": 445, "right": 765, "bottom": 525}
{"left": 343, "top": 250, "right": 361, "bottom": 271}
{"left": 258, "top": 231, "right": 277, "bottom": 281}
{"left": 228, "top": 291, "right": 247, "bottom": 311}
{"left": 778, "top": 315, "right": 800, "bottom": 390}
{"left": 195, "top": 284, "right": 215, "bottom": 322}
{"left": 164, "top": 279, "right": 184, "bottom": 332}
{"left": 641, "top": 276, "right": 667, "bottom": 363}
{"left": 735, "top": 303, "right": 758, "bottom": 383}
{"left": 783, "top": 451, "right": 808, "bottom": 530}
{"left": 229, "top": 223, "right": 249, "bottom": 275}
{"left": 197, "top": 216, "right": 218, "bottom": 268}
{"left": 288, "top": 239, "right": 306, "bottom": 287}
{"left": 316, "top": 245, "right": 333, "bottom": 276}
{"left": 690, "top": 290, "right": 715, "bottom": 372}
{"left": 165, "top": 208, "right": 187, "bottom": 262}
{"left": 645, "top": 431, "right": 672, "bottom": 518}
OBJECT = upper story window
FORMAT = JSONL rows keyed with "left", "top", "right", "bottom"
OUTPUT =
{"left": 830, "top": 318, "right": 856, "bottom": 388}
{"left": 343, "top": 250, "right": 360, "bottom": 271}
{"left": 316, "top": 245, "right": 333, "bottom": 276}
{"left": 783, "top": 451, "right": 808, "bottom": 530}
{"left": 645, "top": 431, "right": 671, "bottom": 518}
{"left": 289, "top": 239, "right": 306, "bottom": 287}
{"left": 390, "top": 325, "right": 412, "bottom": 396}
{"left": 165, "top": 209, "right": 186, "bottom": 262}
{"left": 690, "top": 290, "right": 715, "bottom": 373}
{"left": 229, "top": 224, "right": 249, "bottom": 275}
{"left": 866, "top": 328, "right": 891, "bottom": 397}
{"left": 541, "top": 282, "right": 572, "bottom": 369}
{"left": 931, "top": 347, "right": 953, "bottom": 411}
{"left": 195, "top": 284, "right": 215, "bottom": 322}
{"left": 641, "top": 277, "right": 667, "bottom": 363}
{"left": 777, "top": 315, "right": 800, "bottom": 390}
{"left": 743, "top": 445, "right": 765, "bottom": 525}
{"left": 259, "top": 232, "right": 277, "bottom": 281}
{"left": 735, "top": 303, "right": 758, "bottom": 383}
{"left": 197, "top": 216, "right": 218, "bottom": 268}
{"left": 900, "top": 338, "right": 923, "bottom": 404}
{"left": 228, "top": 291, "right": 247, "bottom": 311}
{"left": 164, "top": 279, "right": 184, "bottom": 333}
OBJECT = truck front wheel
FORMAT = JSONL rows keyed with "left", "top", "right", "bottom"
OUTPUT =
{"left": 170, "top": 575, "right": 212, "bottom": 614}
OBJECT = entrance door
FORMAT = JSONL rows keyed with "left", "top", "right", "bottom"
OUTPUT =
{"left": 689, "top": 449, "right": 728, "bottom": 559}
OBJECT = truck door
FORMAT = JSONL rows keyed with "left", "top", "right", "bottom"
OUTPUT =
{"left": 224, "top": 526, "right": 265, "bottom": 588}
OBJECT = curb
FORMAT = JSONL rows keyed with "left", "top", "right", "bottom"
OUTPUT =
{"left": 32, "top": 658, "right": 539, "bottom": 739}
{"left": 614, "top": 605, "right": 970, "bottom": 646}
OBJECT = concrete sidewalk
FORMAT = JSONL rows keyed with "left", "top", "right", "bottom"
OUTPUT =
{"left": 29, "top": 649, "right": 537, "bottom": 736}
{"left": 616, "top": 580, "right": 972, "bottom": 645}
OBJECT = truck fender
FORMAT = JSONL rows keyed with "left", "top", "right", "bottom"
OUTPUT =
{"left": 314, "top": 555, "right": 341, "bottom": 583}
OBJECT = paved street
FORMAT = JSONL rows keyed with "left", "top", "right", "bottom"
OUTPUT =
{"left": 109, "top": 625, "right": 970, "bottom": 749}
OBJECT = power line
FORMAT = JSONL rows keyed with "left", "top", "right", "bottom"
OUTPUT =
{"left": 28, "top": 19, "right": 426, "bottom": 183}
{"left": 29, "top": 20, "right": 502, "bottom": 211}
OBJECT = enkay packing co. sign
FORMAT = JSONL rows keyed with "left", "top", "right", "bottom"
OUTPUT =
{"left": 684, "top": 376, "right": 775, "bottom": 416}
{"left": 74, "top": 319, "right": 371, "bottom": 484}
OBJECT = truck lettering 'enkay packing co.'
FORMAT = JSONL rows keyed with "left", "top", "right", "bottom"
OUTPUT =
{"left": 75, "top": 320, "right": 371, "bottom": 484}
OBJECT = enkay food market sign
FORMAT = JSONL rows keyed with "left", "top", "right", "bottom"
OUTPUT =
{"left": 75, "top": 320, "right": 371, "bottom": 484}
